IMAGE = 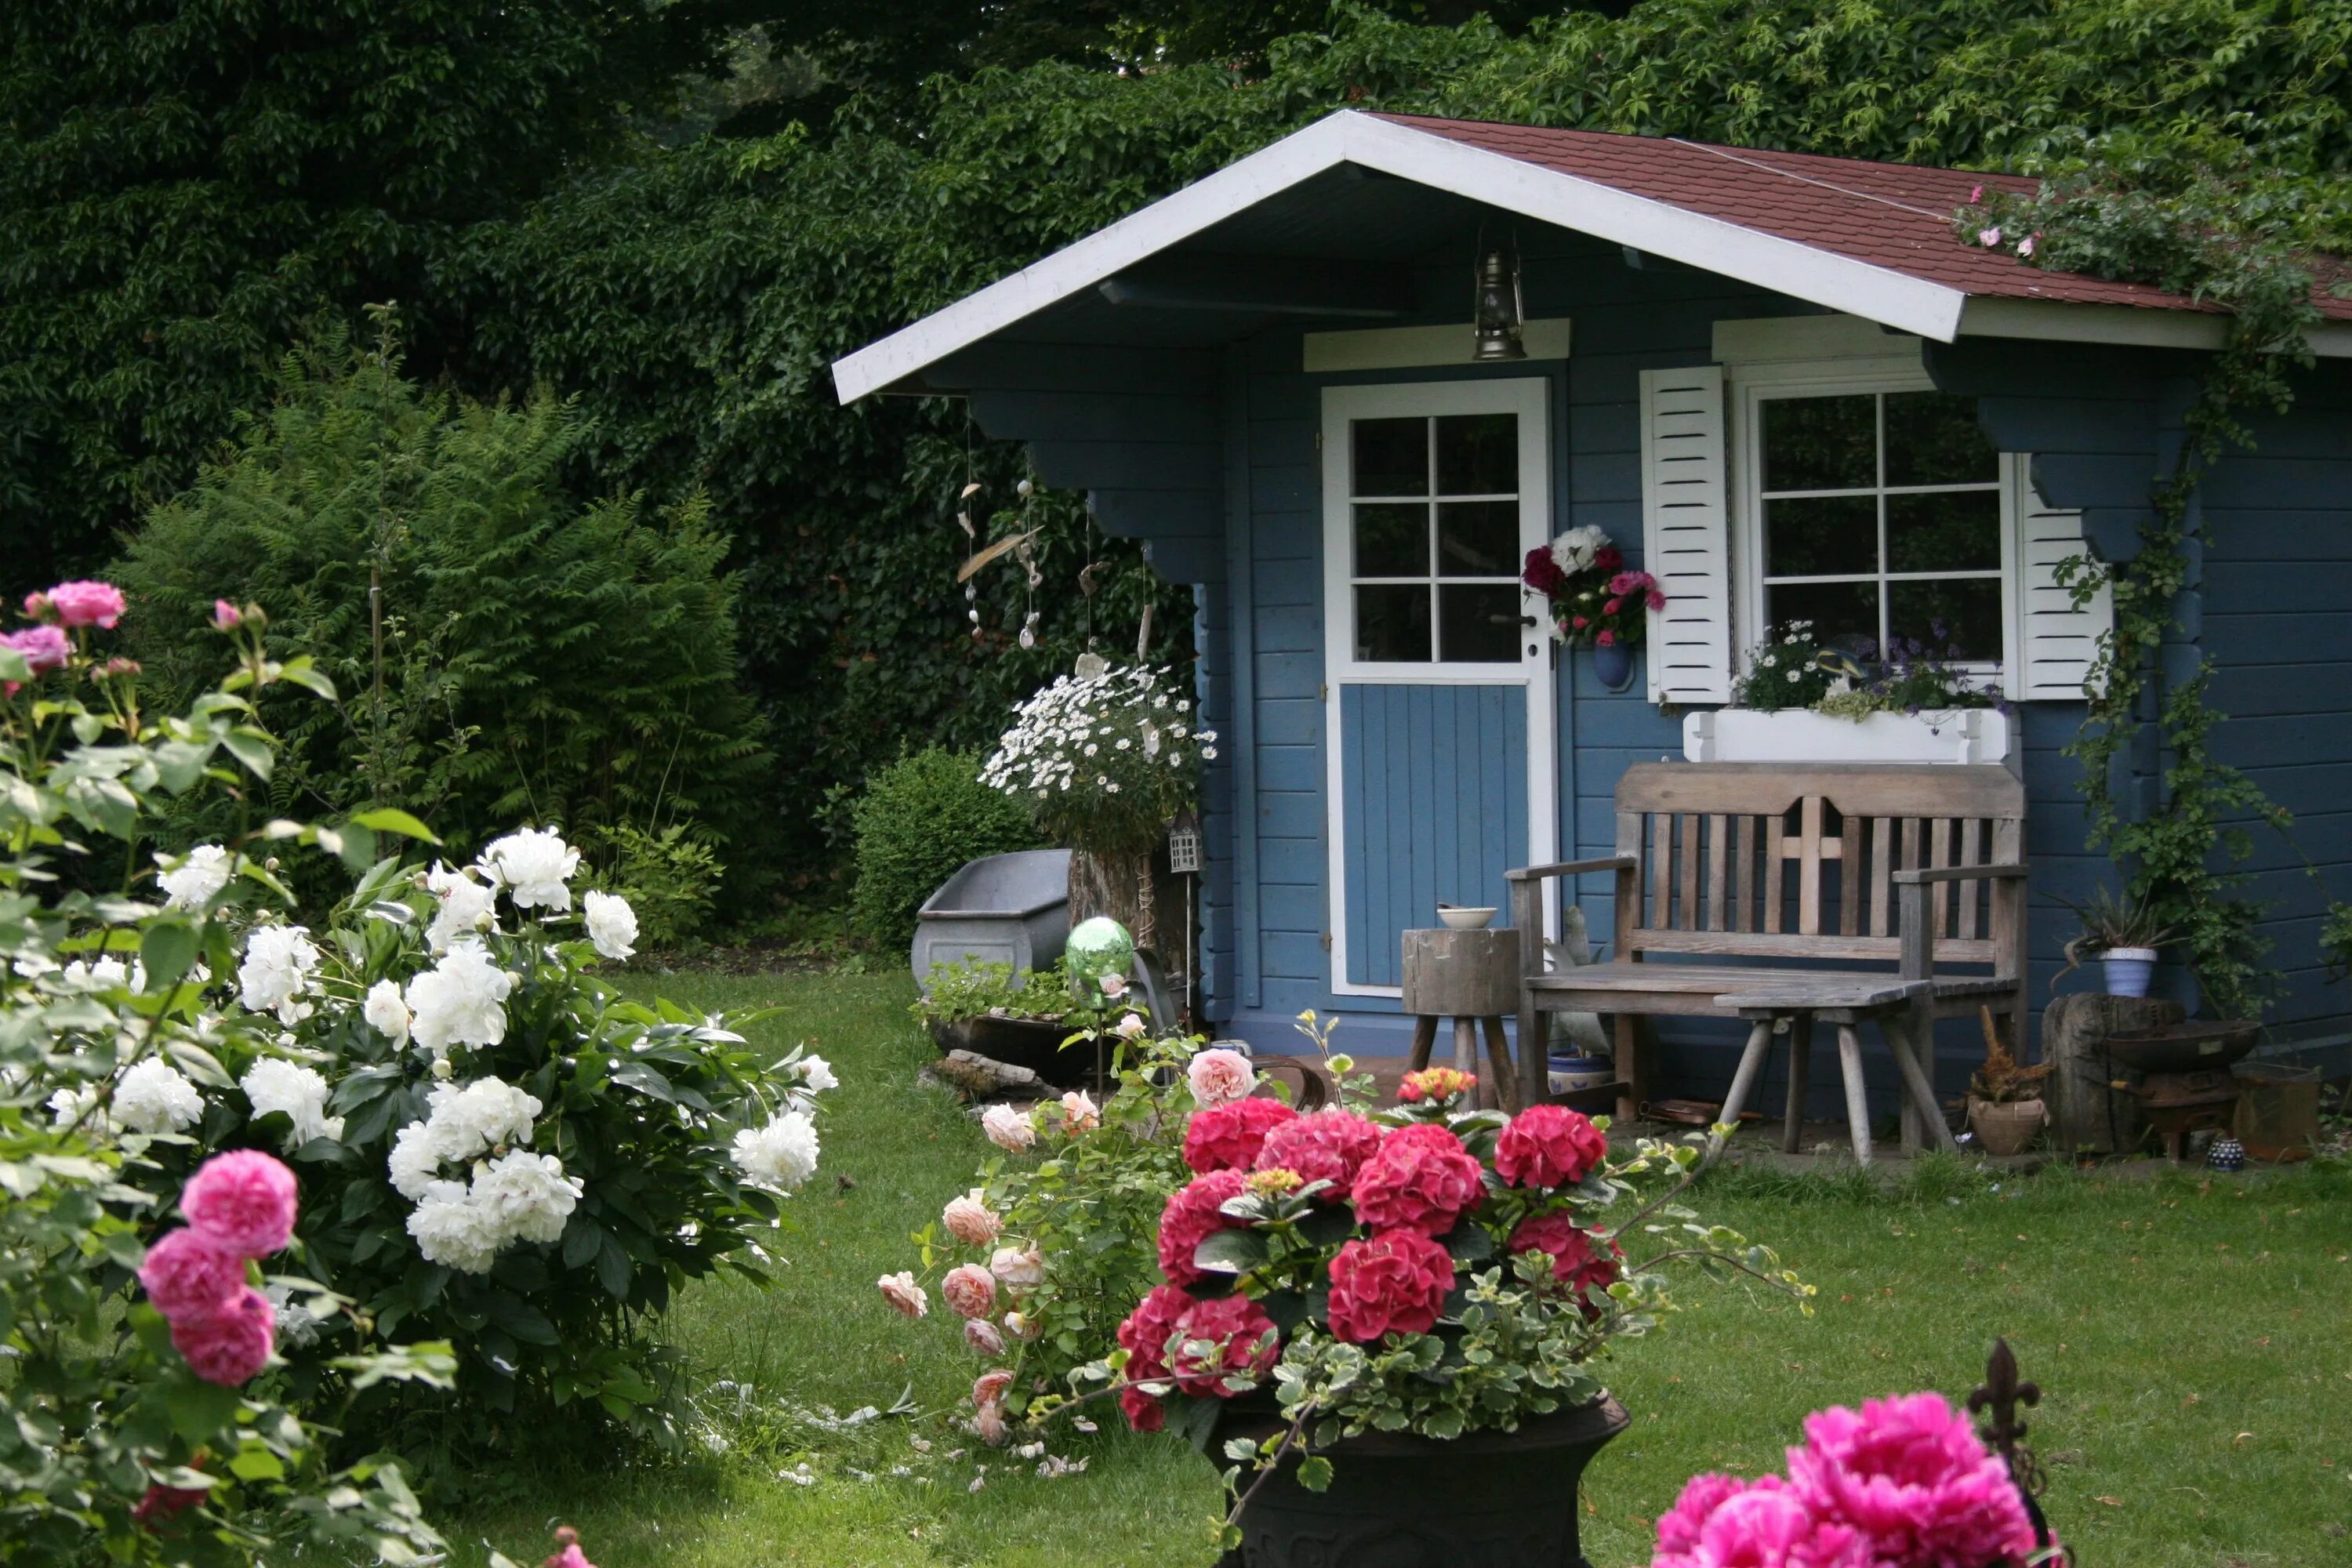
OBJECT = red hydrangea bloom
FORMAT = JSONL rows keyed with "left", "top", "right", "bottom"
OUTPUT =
{"left": 169, "top": 1285, "right": 274, "bottom": 1385}
{"left": 137, "top": 1228, "right": 246, "bottom": 1320}
{"left": 180, "top": 1150, "right": 297, "bottom": 1259}
{"left": 1120, "top": 1384, "right": 1167, "bottom": 1433}
{"left": 1522, "top": 546, "right": 1569, "bottom": 597}
{"left": 1168, "top": 1292, "right": 1279, "bottom": 1397}
{"left": 1252, "top": 1109, "right": 1385, "bottom": 1200}
{"left": 1182, "top": 1097, "right": 1296, "bottom": 1174}
{"left": 1326, "top": 1230, "right": 1456, "bottom": 1344}
{"left": 1350, "top": 1121, "right": 1485, "bottom": 1236}
{"left": 1494, "top": 1103, "right": 1610, "bottom": 1189}
{"left": 1116, "top": 1283, "right": 1193, "bottom": 1382}
{"left": 1156, "top": 1168, "right": 1249, "bottom": 1286}
{"left": 1786, "top": 1392, "right": 2038, "bottom": 1568}
{"left": 1507, "top": 1211, "right": 1624, "bottom": 1303}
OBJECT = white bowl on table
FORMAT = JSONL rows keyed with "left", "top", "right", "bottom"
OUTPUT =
{"left": 1436, "top": 906, "right": 1496, "bottom": 931}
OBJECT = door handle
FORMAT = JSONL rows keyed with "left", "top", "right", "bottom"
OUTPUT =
{"left": 1519, "top": 615, "right": 1540, "bottom": 627}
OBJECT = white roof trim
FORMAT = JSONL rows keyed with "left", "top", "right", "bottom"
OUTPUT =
{"left": 1959, "top": 296, "right": 2352, "bottom": 359}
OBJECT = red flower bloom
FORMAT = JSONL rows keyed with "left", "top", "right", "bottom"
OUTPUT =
{"left": 1183, "top": 1096, "right": 1296, "bottom": 1174}
{"left": 1508, "top": 1211, "right": 1624, "bottom": 1302}
{"left": 1351, "top": 1122, "right": 1485, "bottom": 1236}
{"left": 1596, "top": 629, "right": 1617, "bottom": 648}
{"left": 1602, "top": 596, "right": 1625, "bottom": 616}
{"left": 132, "top": 1482, "right": 210, "bottom": 1530}
{"left": 1117, "top": 1282, "right": 1194, "bottom": 1381}
{"left": 1120, "top": 1384, "right": 1167, "bottom": 1433}
{"left": 1169, "top": 1293, "right": 1279, "bottom": 1396}
{"left": 1571, "top": 615, "right": 1590, "bottom": 630}
{"left": 1326, "top": 1230, "right": 1457, "bottom": 1343}
{"left": 1253, "top": 1109, "right": 1385, "bottom": 1200}
{"left": 1647, "top": 589, "right": 1668, "bottom": 611}
{"left": 1494, "top": 1104, "right": 1610, "bottom": 1189}
{"left": 1522, "top": 547, "right": 1569, "bottom": 597}
{"left": 1594, "top": 546, "right": 1624, "bottom": 573}
{"left": 1157, "top": 1168, "right": 1250, "bottom": 1286}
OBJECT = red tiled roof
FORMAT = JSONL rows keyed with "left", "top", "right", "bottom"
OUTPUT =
{"left": 1377, "top": 114, "right": 2352, "bottom": 322}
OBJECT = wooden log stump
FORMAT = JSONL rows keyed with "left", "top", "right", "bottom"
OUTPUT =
{"left": 2045, "top": 993, "right": 2186, "bottom": 1155}
{"left": 1401, "top": 928, "right": 1523, "bottom": 1111}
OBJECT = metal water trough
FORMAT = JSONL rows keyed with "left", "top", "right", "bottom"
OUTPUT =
{"left": 910, "top": 848, "right": 1073, "bottom": 990}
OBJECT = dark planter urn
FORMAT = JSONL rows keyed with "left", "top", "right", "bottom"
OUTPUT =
{"left": 925, "top": 1016, "right": 1099, "bottom": 1088}
{"left": 1212, "top": 1395, "right": 1629, "bottom": 1568}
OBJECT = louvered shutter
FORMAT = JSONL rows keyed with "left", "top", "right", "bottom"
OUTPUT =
{"left": 2011, "top": 459, "right": 2111, "bottom": 699}
{"left": 1640, "top": 365, "right": 1733, "bottom": 703}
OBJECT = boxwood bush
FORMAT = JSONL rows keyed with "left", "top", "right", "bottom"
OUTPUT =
{"left": 852, "top": 746, "right": 1041, "bottom": 948}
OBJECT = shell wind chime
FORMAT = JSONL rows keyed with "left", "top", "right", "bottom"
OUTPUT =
{"left": 956, "top": 478, "right": 1045, "bottom": 648}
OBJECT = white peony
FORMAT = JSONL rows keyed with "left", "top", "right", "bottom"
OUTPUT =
{"left": 980, "top": 1103, "right": 1036, "bottom": 1152}
{"left": 731, "top": 1110, "right": 820, "bottom": 1191}
{"left": 424, "top": 862, "right": 497, "bottom": 953}
{"left": 471, "top": 1149, "right": 583, "bottom": 1246}
{"left": 1549, "top": 524, "right": 1609, "bottom": 574}
{"left": 363, "top": 978, "right": 412, "bottom": 1044}
{"left": 47, "top": 1083, "right": 110, "bottom": 1133}
{"left": 477, "top": 828, "right": 580, "bottom": 913}
{"left": 424, "top": 1076, "right": 540, "bottom": 1159}
{"left": 264, "top": 1281, "right": 324, "bottom": 1350}
{"left": 387, "top": 1120, "right": 444, "bottom": 1200}
{"left": 405, "top": 940, "right": 514, "bottom": 1057}
{"left": 406, "top": 1180, "right": 504, "bottom": 1274}
{"left": 238, "top": 924, "right": 320, "bottom": 1025}
{"left": 113, "top": 1058, "right": 205, "bottom": 1134}
{"left": 58, "top": 956, "right": 135, "bottom": 992}
{"left": 583, "top": 889, "right": 638, "bottom": 961}
{"left": 240, "top": 1058, "right": 344, "bottom": 1146}
{"left": 795, "top": 1053, "right": 839, "bottom": 1093}
{"left": 159, "top": 844, "right": 233, "bottom": 911}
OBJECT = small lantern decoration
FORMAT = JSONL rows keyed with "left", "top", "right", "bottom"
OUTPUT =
{"left": 1167, "top": 821, "right": 1202, "bottom": 875}
{"left": 1471, "top": 232, "right": 1526, "bottom": 362}
{"left": 1065, "top": 916, "right": 1136, "bottom": 1004}
{"left": 2206, "top": 1134, "right": 2246, "bottom": 1172}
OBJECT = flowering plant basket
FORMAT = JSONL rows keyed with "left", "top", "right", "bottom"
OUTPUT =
{"left": 1520, "top": 525, "right": 1663, "bottom": 651}
{"left": 980, "top": 663, "right": 1216, "bottom": 856}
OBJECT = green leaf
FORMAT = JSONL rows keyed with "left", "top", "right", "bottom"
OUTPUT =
{"left": 350, "top": 807, "right": 442, "bottom": 844}
{"left": 0, "top": 646, "right": 28, "bottom": 683}
{"left": 220, "top": 728, "right": 274, "bottom": 782}
{"left": 1296, "top": 1455, "right": 1335, "bottom": 1492}
{"left": 596, "top": 1233, "right": 633, "bottom": 1300}
{"left": 484, "top": 1291, "right": 561, "bottom": 1345}
{"left": 140, "top": 918, "right": 202, "bottom": 992}
{"left": 274, "top": 655, "right": 339, "bottom": 699}
{"left": 1192, "top": 1228, "right": 1270, "bottom": 1276}
{"left": 165, "top": 1374, "right": 245, "bottom": 1443}
{"left": 229, "top": 1443, "right": 287, "bottom": 1482}
{"left": 165, "top": 1040, "right": 237, "bottom": 1089}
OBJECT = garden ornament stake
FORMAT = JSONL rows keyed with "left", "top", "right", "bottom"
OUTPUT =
{"left": 1970, "top": 1338, "right": 2071, "bottom": 1565}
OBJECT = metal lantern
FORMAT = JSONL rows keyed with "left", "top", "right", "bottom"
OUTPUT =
{"left": 1065, "top": 916, "right": 1136, "bottom": 1004}
{"left": 1167, "top": 822, "right": 1202, "bottom": 875}
{"left": 1472, "top": 238, "right": 1526, "bottom": 362}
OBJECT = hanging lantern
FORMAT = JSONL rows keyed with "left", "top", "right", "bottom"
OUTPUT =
{"left": 1167, "top": 821, "right": 1202, "bottom": 875}
{"left": 1472, "top": 234, "right": 1526, "bottom": 362}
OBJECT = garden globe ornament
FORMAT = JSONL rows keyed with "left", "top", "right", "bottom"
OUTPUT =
{"left": 1066, "top": 916, "right": 1135, "bottom": 1004}
{"left": 2206, "top": 1134, "right": 2246, "bottom": 1173}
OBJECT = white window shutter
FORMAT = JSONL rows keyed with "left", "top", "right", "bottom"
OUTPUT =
{"left": 1640, "top": 365, "right": 1733, "bottom": 703}
{"left": 2010, "top": 458, "right": 2112, "bottom": 699}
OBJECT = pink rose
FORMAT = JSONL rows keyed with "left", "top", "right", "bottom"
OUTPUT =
{"left": 1786, "top": 1393, "right": 2037, "bottom": 1568}
{"left": 180, "top": 1150, "right": 297, "bottom": 1259}
{"left": 877, "top": 1271, "right": 928, "bottom": 1319}
{"left": 1253, "top": 1109, "right": 1385, "bottom": 1200}
{"left": 1181, "top": 1097, "right": 1295, "bottom": 1174}
{"left": 941, "top": 1263, "right": 997, "bottom": 1319}
{"left": 1603, "top": 596, "right": 1625, "bottom": 616}
{"left": 1186, "top": 1047, "right": 1257, "bottom": 1107}
{"left": 973, "top": 1369, "right": 1014, "bottom": 1409}
{"left": 1607, "top": 572, "right": 1641, "bottom": 596}
{"left": 964, "top": 1317, "right": 1007, "bottom": 1356}
{"left": 169, "top": 1285, "right": 274, "bottom": 1385}
{"left": 1350, "top": 1122, "right": 1484, "bottom": 1236}
{"left": 1969, "top": 184, "right": 1984, "bottom": 203}
{"left": 1325, "top": 1230, "right": 1456, "bottom": 1344}
{"left": 212, "top": 600, "right": 242, "bottom": 630}
{"left": 1977, "top": 227, "right": 2002, "bottom": 248}
{"left": 1495, "top": 1104, "right": 1610, "bottom": 1189}
{"left": 2016, "top": 234, "right": 2037, "bottom": 259}
{"left": 1168, "top": 1293, "right": 1279, "bottom": 1397}
{"left": 2, "top": 624, "right": 71, "bottom": 675}
{"left": 138, "top": 1228, "right": 246, "bottom": 1320}
{"left": 975, "top": 1402, "right": 1009, "bottom": 1446}
{"left": 989, "top": 1243, "right": 1044, "bottom": 1289}
{"left": 1156, "top": 1168, "right": 1249, "bottom": 1286}
{"left": 1648, "top": 589, "right": 1668, "bottom": 611}
{"left": 1597, "top": 629, "right": 1617, "bottom": 648}
{"left": 1571, "top": 615, "right": 1589, "bottom": 630}
{"left": 942, "top": 1193, "right": 1002, "bottom": 1247}
{"left": 1508, "top": 1212, "right": 1624, "bottom": 1305}
{"left": 41, "top": 579, "right": 126, "bottom": 629}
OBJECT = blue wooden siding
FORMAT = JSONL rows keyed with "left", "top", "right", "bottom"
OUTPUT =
{"left": 1338, "top": 684, "right": 1528, "bottom": 987}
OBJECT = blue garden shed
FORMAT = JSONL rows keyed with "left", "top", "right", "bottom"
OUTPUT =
{"left": 833, "top": 111, "right": 2352, "bottom": 1102}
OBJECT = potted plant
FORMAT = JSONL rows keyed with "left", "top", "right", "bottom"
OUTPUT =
{"left": 911, "top": 956, "right": 1121, "bottom": 1085}
{"left": 1687, "top": 622, "right": 2014, "bottom": 765}
{"left": 1058, "top": 1051, "right": 1805, "bottom": 1566}
{"left": 1967, "top": 1015, "right": 2051, "bottom": 1157}
{"left": 1521, "top": 525, "right": 1662, "bottom": 691}
{"left": 2053, "top": 886, "right": 2176, "bottom": 999}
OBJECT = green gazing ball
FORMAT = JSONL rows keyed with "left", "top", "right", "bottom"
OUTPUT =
{"left": 1065, "top": 916, "right": 1135, "bottom": 1003}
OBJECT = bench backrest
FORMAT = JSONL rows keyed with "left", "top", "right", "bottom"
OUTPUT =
{"left": 1613, "top": 762, "right": 2026, "bottom": 975}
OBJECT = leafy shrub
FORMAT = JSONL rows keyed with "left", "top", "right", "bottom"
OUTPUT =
{"left": 911, "top": 956, "right": 1105, "bottom": 1026}
{"left": 586, "top": 822, "right": 722, "bottom": 954}
{"left": 851, "top": 746, "right": 1040, "bottom": 947}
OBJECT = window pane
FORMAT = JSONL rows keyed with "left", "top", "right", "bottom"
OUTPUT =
{"left": 1887, "top": 490, "right": 2000, "bottom": 572}
{"left": 1436, "top": 413, "right": 1516, "bottom": 495}
{"left": 1356, "top": 584, "right": 1430, "bottom": 662}
{"left": 1436, "top": 501, "right": 1517, "bottom": 577}
{"left": 1762, "top": 395, "right": 1875, "bottom": 492}
{"left": 1766, "top": 580, "right": 1880, "bottom": 662}
{"left": 1889, "top": 580, "right": 2002, "bottom": 662}
{"left": 1885, "top": 392, "right": 1995, "bottom": 486}
{"left": 1352, "top": 418, "right": 1426, "bottom": 497}
{"left": 1765, "top": 495, "right": 1877, "bottom": 576}
{"left": 1354, "top": 503, "right": 1427, "bottom": 578}
{"left": 1438, "top": 584, "right": 1520, "bottom": 662}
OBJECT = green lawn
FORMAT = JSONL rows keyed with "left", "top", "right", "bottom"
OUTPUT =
{"left": 449, "top": 970, "right": 2350, "bottom": 1568}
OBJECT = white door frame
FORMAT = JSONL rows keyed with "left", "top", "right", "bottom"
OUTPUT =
{"left": 1319, "top": 377, "right": 1558, "bottom": 999}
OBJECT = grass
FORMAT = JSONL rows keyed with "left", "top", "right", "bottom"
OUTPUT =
{"left": 448, "top": 970, "right": 2352, "bottom": 1568}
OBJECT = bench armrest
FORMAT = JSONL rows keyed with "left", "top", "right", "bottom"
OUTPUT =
{"left": 1504, "top": 855, "right": 1638, "bottom": 883}
{"left": 1892, "top": 863, "right": 2028, "bottom": 887}
{"left": 1896, "top": 863, "right": 2026, "bottom": 979}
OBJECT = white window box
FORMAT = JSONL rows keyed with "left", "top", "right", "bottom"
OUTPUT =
{"left": 1683, "top": 706, "right": 2013, "bottom": 767}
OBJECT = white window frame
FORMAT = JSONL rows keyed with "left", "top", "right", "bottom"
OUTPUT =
{"left": 1726, "top": 357, "right": 2024, "bottom": 699}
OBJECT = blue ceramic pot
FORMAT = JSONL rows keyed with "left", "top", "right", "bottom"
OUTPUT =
{"left": 2102, "top": 948, "right": 2158, "bottom": 998}
{"left": 1591, "top": 638, "right": 1637, "bottom": 691}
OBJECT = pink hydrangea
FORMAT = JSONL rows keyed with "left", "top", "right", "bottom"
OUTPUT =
{"left": 1181, "top": 1096, "right": 1295, "bottom": 1174}
{"left": 137, "top": 1228, "right": 246, "bottom": 1320}
{"left": 1494, "top": 1103, "right": 1610, "bottom": 1189}
{"left": 1326, "top": 1229, "right": 1456, "bottom": 1344}
{"left": 180, "top": 1150, "right": 298, "bottom": 1259}
{"left": 1156, "top": 1168, "right": 1248, "bottom": 1286}
{"left": 1786, "top": 1392, "right": 2038, "bottom": 1568}
{"left": 941, "top": 1263, "right": 998, "bottom": 1319}
{"left": 40, "top": 580, "right": 127, "bottom": 629}
{"left": 1168, "top": 1292, "right": 1279, "bottom": 1397}
{"left": 1350, "top": 1121, "right": 1485, "bottom": 1236}
{"left": 1120, "top": 1384, "right": 1166, "bottom": 1433}
{"left": 169, "top": 1286, "right": 274, "bottom": 1385}
{"left": 1252, "top": 1109, "right": 1385, "bottom": 1200}
{"left": 1186, "top": 1047, "right": 1257, "bottom": 1107}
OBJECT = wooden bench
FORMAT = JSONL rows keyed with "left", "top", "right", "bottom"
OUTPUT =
{"left": 1506, "top": 762, "right": 2027, "bottom": 1160}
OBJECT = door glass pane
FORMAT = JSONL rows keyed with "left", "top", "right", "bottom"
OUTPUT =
{"left": 1765, "top": 495, "right": 1877, "bottom": 576}
{"left": 1356, "top": 585, "right": 1430, "bottom": 662}
{"left": 1438, "top": 583, "right": 1519, "bottom": 662}
{"left": 1436, "top": 501, "right": 1517, "bottom": 577}
{"left": 1435, "top": 413, "right": 1515, "bottom": 495}
{"left": 1766, "top": 580, "right": 1880, "bottom": 662}
{"left": 1354, "top": 503, "right": 1427, "bottom": 577}
{"left": 1889, "top": 580, "right": 2002, "bottom": 662}
{"left": 1762, "top": 395, "right": 1875, "bottom": 491}
{"left": 1887, "top": 491, "right": 2000, "bottom": 572}
{"left": 1885, "top": 392, "right": 1996, "bottom": 485}
{"left": 1352, "top": 418, "right": 1426, "bottom": 497}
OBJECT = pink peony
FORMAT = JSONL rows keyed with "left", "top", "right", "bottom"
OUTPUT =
{"left": 1350, "top": 1122, "right": 1485, "bottom": 1236}
{"left": 1253, "top": 1109, "right": 1385, "bottom": 1200}
{"left": 3, "top": 624, "right": 71, "bottom": 674}
{"left": 1117, "top": 1283, "right": 1193, "bottom": 1385}
{"left": 1494, "top": 1104, "right": 1610, "bottom": 1189}
{"left": 1327, "top": 1229, "right": 1456, "bottom": 1343}
{"left": 1657, "top": 1473, "right": 1762, "bottom": 1559}
{"left": 212, "top": 600, "right": 242, "bottom": 630}
{"left": 138, "top": 1228, "right": 247, "bottom": 1320}
{"left": 1786, "top": 1392, "right": 2038, "bottom": 1568}
{"left": 877, "top": 1270, "right": 928, "bottom": 1319}
{"left": 1156, "top": 1168, "right": 1249, "bottom": 1286}
{"left": 169, "top": 1286, "right": 274, "bottom": 1385}
{"left": 1168, "top": 1292, "right": 1279, "bottom": 1397}
{"left": 1186, "top": 1047, "right": 1258, "bottom": 1107}
{"left": 942, "top": 1193, "right": 1002, "bottom": 1247}
{"left": 964, "top": 1317, "right": 1007, "bottom": 1356}
{"left": 42, "top": 579, "right": 127, "bottom": 629}
{"left": 1508, "top": 1212, "right": 1624, "bottom": 1303}
{"left": 180, "top": 1150, "right": 297, "bottom": 1259}
{"left": 941, "top": 1263, "right": 998, "bottom": 1319}
{"left": 1656, "top": 1479, "right": 1871, "bottom": 1568}
{"left": 1182, "top": 1096, "right": 1295, "bottom": 1174}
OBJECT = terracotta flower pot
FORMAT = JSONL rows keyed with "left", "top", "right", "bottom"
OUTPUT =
{"left": 1969, "top": 1095, "right": 2046, "bottom": 1156}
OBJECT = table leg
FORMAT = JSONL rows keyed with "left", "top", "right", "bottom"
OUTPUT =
{"left": 1708, "top": 1019, "right": 1775, "bottom": 1167}
{"left": 1479, "top": 1014, "right": 1519, "bottom": 1114}
{"left": 1836, "top": 1022, "right": 1873, "bottom": 1167}
{"left": 1451, "top": 1016, "right": 1479, "bottom": 1083}
{"left": 1884, "top": 1007, "right": 1958, "bottom": 1153}
{"left": 1782, "top": 1015, "right": 1813, "bottom": 1154}
{"left": 1613, "top": 1013, "right": 1646, "bottom": 1123}
{"left": 1406, "top": 1014, "right": 1439, "bottom": 1073}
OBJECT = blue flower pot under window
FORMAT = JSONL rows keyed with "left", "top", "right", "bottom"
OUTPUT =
{"left": 1592, "top": 639, "right": 1636, "bottom": 691}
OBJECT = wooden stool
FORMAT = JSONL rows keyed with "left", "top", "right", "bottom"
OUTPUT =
{"left": 1711, "top": 982, "right": 1958, "bottom": 1167}
{"left": 1400, "top": 927, "right": 1522, "bottom": 1112}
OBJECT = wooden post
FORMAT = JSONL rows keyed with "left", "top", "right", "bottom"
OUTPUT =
{"left": 1782, "top": 1015, "right": 1813, "bottom": 1153}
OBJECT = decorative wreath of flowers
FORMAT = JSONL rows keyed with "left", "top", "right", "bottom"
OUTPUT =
{"left": 1520, "top": 526, "right": 1664, "bottom": 649}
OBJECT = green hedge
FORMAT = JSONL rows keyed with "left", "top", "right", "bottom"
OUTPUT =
{"left": 851, "top": 747, "right": 1044, "bottom": 949}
